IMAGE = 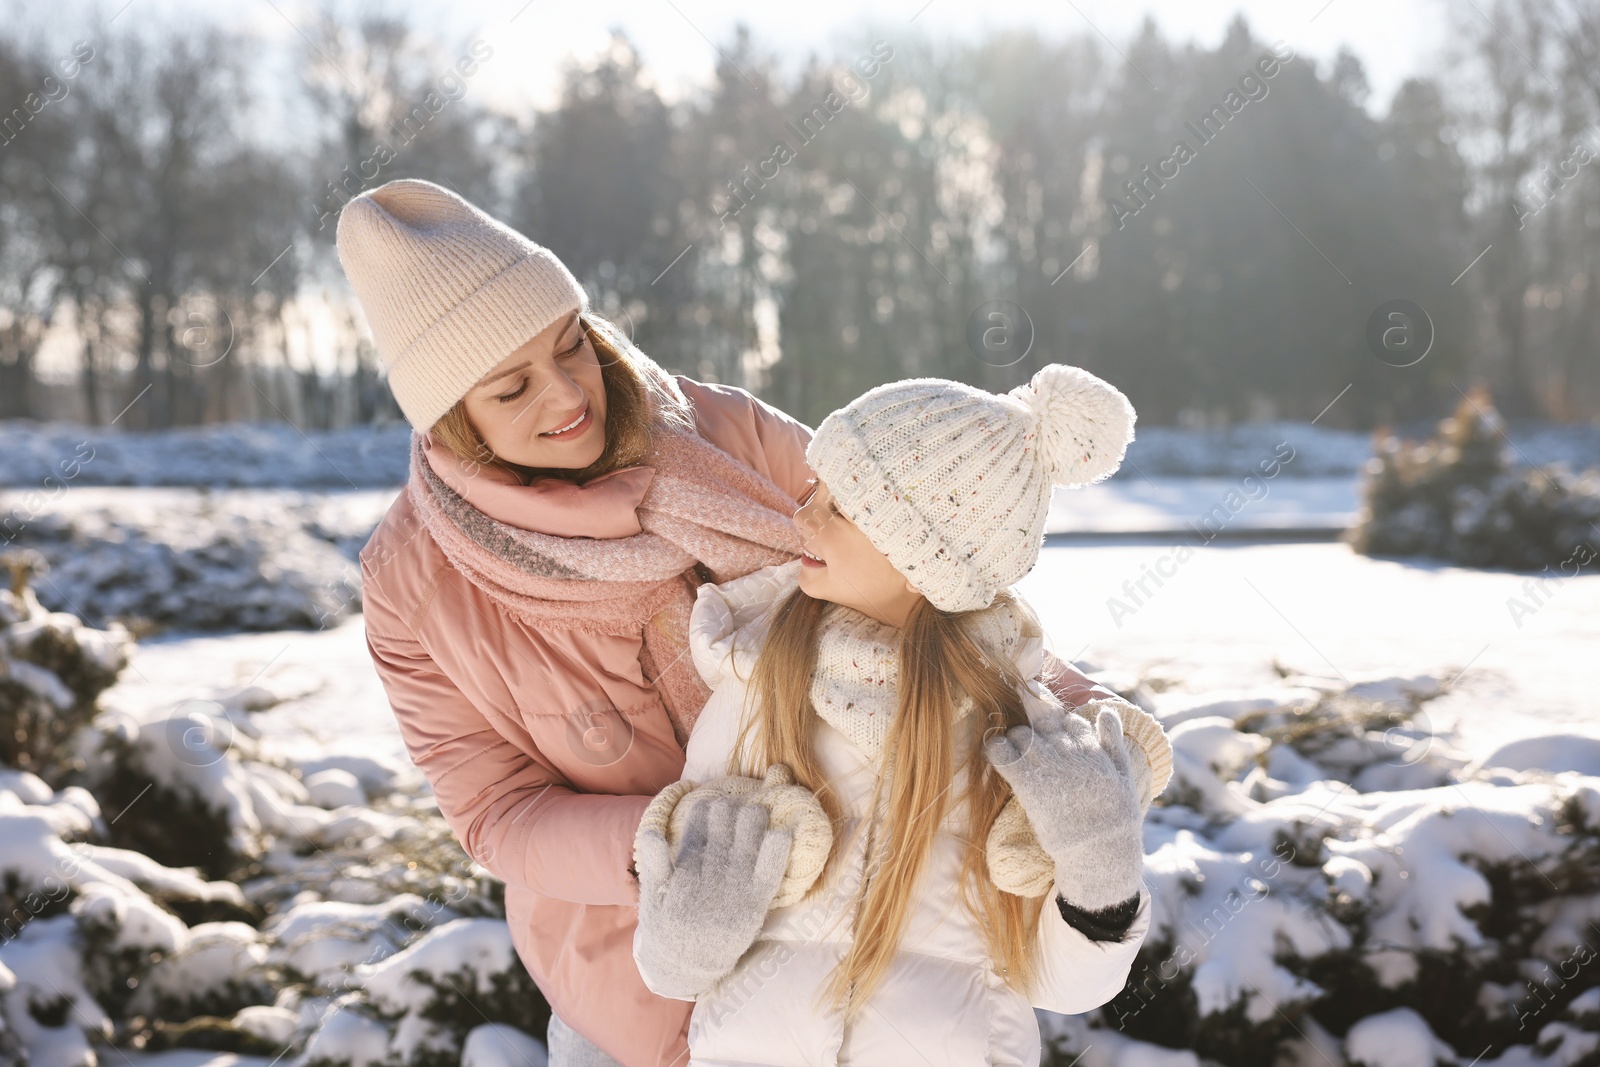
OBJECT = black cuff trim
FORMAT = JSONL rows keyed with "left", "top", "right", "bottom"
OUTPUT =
{"left": 1056, "top": 892, "right": 1140, "bottom": 943}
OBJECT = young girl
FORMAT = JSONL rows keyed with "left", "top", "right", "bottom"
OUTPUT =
{"left": 631, "top": 364, "right": 1174, "bottom": 1066}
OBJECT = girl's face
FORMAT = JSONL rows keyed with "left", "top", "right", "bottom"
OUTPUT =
{"left": 794, "top": 477, "right": 924, "bottom": 628}
{"left": 459, "top": 311, "right": 607, "bottom": 469}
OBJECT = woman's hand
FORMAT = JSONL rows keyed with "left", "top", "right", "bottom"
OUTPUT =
{"left": 634, "top": 792, "right": 792, "bottom": 998}
{"left": 983, "top": 702, "right": 1145, "bottom": 914}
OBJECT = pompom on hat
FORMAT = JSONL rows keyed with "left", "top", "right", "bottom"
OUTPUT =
{"left": 805, "top": 364, "right": 1136, "bottom": 612}
{"left": 335, "top": 178, "right": 589, "bottom": 431}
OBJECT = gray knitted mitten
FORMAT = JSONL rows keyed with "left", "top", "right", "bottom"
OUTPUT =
{"left": 983, "top": 703, "right": 1145, "bottom": 913}
{"left": 635, "top": 793, "right": 792, "bottom": 998}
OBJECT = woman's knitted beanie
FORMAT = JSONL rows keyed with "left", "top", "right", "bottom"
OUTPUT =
{"left": 335, "top": 179, "right": 588, "bottom": 431}
{"left": 806, "top": 364, "right": 1136, "bottom": 612}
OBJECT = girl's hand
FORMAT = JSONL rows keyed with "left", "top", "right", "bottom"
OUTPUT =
{"left": 983, "top": 702, "right": 1145, "bottom": 913}
{"left": 634, "top": 793, "right": 792, "bottom": 998}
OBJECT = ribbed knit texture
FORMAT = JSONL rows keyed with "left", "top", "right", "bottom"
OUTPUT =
{"left": 808, "top": 606, "right": 901, "bottom": 761}
{"left": 335, "top": 178, "right": 589, "bottom": 430}
{"left": 806, "top": 364, "right": 1137, "bottom": 612}
{"left": 634, "top": 763, "right": 834, "bottom": 909}
{"left": 808, "top": 598, "right": 1025, "bottom": 762}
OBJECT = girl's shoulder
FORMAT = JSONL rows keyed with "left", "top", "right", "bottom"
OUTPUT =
{"left": 688, "top": 557, "right": 803, "bottom": 690}
{"left": 957, "top": 593, "right": 1048, "bottom": 682}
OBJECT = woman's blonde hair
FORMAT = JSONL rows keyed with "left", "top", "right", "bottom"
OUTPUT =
{"left": 429, "top": 311, "right": 694, "bottom": 482}
{"left": 728, "top": 587, "right": 1048, "bottom": 1020}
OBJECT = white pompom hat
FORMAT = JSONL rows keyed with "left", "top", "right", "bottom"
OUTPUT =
{"left": 805, "top": 364, "right": 1136, "bottom": 612}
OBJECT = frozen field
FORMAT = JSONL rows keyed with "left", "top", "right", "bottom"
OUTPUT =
{"left": 101, "top": 540, "right": 1598, "bottom": 788}
{"left": 1020, "top": 540, "right": 1599, "bottom": 759}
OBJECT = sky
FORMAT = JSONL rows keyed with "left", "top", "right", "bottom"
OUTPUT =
{"left": 458, "top": 0, "right": 1449, "bottom": 115}
{"left": 135, "top": 0, "right": 1453, "bottom": 119}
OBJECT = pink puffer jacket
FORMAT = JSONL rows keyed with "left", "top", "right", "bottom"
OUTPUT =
{"left": 360, "top": 375, "right": 1119, "bottom": 1067}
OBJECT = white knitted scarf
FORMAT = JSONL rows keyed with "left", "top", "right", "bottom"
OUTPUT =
{"left": 808, "top": 600, "right": 1026, "bottom": 762}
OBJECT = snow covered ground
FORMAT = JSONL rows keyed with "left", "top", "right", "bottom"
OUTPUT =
{"left": 102, "top": 618, "right": 412, "bottom": 771}
{"left": 1020, "top": 540, "right": 1600, "bottom": 759}
{"left": 54, "top": 536, "right": 1595, "bottom": 1067}
{"left": 100, "top": 541, "right": 1598, "bottom": 804}
{"left": 1046, "top": 477, "right": 1360, "bottom": 535}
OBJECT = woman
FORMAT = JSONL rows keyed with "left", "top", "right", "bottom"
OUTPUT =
{"left": 338, "top": 178, "right": 1121, "bottom": 1067}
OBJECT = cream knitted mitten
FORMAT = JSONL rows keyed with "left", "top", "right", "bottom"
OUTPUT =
{"left": 635, "top": 764, "right": 832, "bottom": 908}
{"left": 983, "top": 703, "right": 1145, "bottom": 913}
{"left": 634, "top": 794, "right": 792, "bottom": 998}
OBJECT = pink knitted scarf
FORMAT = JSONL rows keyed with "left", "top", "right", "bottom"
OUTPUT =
{"left": 405, "top": 385, "right": 805, "bottom": 745}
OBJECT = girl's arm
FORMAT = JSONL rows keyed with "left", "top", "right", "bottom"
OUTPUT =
{"left": 1029, "top": 878, "right": 1153, "bottom": 1015}
{"left": 985, "top": 702, "right": 1152, "bottom": 1008}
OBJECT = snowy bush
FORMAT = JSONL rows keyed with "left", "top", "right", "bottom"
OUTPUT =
{"left": 1352, "top": 389, "right": 1600, "bottom": 571}
{"left": 0, "top": 421, "right": 412, "bottom": 489}
{"left": 0, "top": 570, "right": 544, "bottom": 1065}
{"left": 2, "top": 720, "right": 530, "bottom": 1064}
{"left": 0, "top": 550, "right": 131, "bottom": 779}
{"left": 9, "top": 501, "right": 364, "bottom": 633}
{"left": 1038, "top": 668, "right": 1600, "bottom": 1067}
{"left": 296, "top": 919, "right": 546, "bottom": 1067}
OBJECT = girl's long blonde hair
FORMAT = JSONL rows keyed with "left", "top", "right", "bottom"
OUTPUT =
{"left": 729, "top": 586, "right": 1050, "bottom": 1020}
{"left": 429, "top": 311, "right": 694, "bottom": 482}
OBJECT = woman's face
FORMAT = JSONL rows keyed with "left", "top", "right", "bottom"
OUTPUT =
{"left": 794, "top": 477, "right": 924, "bottom": 628}
{"left": 459, "top": 311, "right": 607, "bottom": 469}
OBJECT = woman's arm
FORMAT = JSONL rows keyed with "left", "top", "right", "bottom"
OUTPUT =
{"left": 676, "top": 377, "right": 814, "bottom": 503}
{"left": 1040, "top": 650, "right": 1121, "bottom": 706}
{"left": 366, "top": 622, "right": 651, "bottom": 906}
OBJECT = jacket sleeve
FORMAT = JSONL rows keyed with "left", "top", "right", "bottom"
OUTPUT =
{"left": 1028, "top": 878, "right": 1152, "bottom": 1015}
{"left": 365, "top": 621, "right": 651, "bottom": 907}
{"left": 676, "top": 376, "right": 815, "bottom": 503}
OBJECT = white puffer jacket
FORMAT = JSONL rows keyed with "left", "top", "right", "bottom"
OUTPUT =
{"left": 633, "top": 559, "right": 1153, "bottom": 1067}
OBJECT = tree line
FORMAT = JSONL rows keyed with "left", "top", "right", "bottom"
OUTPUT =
{"left": 0, "top": 0, "right": 1596, "bottom": 432}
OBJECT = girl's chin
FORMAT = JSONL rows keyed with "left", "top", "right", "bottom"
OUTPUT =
{"left": 796, "top": 568, "right": 845, "bottom": 605}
